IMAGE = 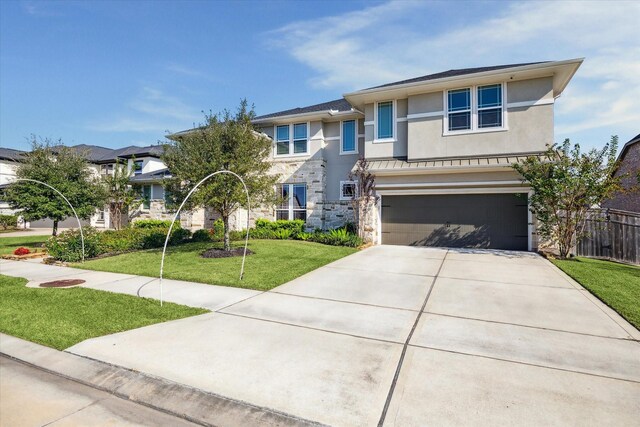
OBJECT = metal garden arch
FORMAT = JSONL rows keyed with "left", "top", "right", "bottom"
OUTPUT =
{"left": 155, "top": 170, "right": 250, "bottom": 306}
{"left": 13, "top": 178, "right": 86, "bottom": 262}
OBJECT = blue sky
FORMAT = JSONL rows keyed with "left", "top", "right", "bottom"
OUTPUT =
{"left": 1, "top": 0, "right": 638, "bottom": 152}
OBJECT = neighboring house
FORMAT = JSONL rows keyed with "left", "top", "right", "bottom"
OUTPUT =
{"left": 250, "top": 58, "right": 583, "bottom": 250}
{"left": 0, "top": 147, "right": 26, "bottom": 221}
{"left": 602, "top": 133, "right": 640, "bottom": 213}
{"left": 0, "top": 144, "right": 171, "bottom": 229}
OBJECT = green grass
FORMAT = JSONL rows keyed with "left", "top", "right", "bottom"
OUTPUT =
{"left": 0, "top": 274, "right": 208, "bottom": 350}
{"left": 73, "top": 240, "right": 357, "bottom": 291}
{"left": 552, "top": 257, "right": 640, "bottom": 330}
{"left": 0, "top": 235, "right": 49, "bottom": 255}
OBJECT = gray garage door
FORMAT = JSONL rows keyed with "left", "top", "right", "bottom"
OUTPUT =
{"left": 381, "top": 194, "right": 528, "bottom": 250}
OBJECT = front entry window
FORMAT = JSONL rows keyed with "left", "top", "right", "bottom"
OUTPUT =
{"left": 276, "top": 184, "right": 307, "bottom": 221}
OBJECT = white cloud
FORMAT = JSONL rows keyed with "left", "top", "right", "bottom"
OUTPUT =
{"left": 269, "top": 0, "right": 640, "bottom": 145}
{"left": 87, "top": 87, "right": 200, "bottom": 134}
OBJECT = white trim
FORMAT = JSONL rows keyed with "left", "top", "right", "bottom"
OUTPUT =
{"left": 376, "top": 180, "right": 523, "bottom": 189}
{"left": 364, "top": 121, "right": 374, "bottom": 126}
{"left": 506, "top": 98, "right": 554, "bottom": 109}
{"left": 443, "top": 83, "right": 507, "bottom": 136}
{"left": 376, "top": 195, "right": 382, "bottom": 245}
{"left": 396, "top": 117, "right": 407, "bottom": 122}
{"left": 376, "top": 186, "right": 530, "bottom": 196}
{"left": 527, "top": 189, "right": 533, "bottom": 251}
{"left": 339, "top": 180, "right": 357, "bottom": 200}
{"left": 407, "top": 111, "right": 444, "bottom": 120}
{"left": 324, "top": 136, "right": 340, "bottom": 141}
{"left": 274, "top": 122, "right": 310, "bottom": 158}
{"left": 340, "top": 119, "right": 358, "bottom": 155}
{"left": 357, "top": 133, "right": 365, "bottom": 138}
{"left": 374, "top": 100, "right": 397, "bottom": 143}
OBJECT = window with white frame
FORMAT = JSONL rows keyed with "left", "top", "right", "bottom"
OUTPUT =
{"left": 340, "top": 181, "right": 357, "bottom": 200}
{"left": 133, "top": 160, "right": 144, "bottom": 175}
{"left": 477, "top": 84, "right": 503, "bottom": 128}
{"left": 376, "top": 101, "right": 394, "bottom": 140}
{"left": 275, "top": 123, "right": 308, "bottom": 156}
{"left": 341, "top": 120, "right": 357, "bottom": 154}
{"left": 446, "top": 84, "right": 504, "bottom": 133}
{"left": 276, "top": 184, "right": 307, "bottom": 221}
{"left": 100, "top": 164, "right": 113, "bottom": 176}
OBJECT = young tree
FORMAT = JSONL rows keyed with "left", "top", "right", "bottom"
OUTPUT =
{"left": 5, "top": 137, "right": 105, "bottom": 235}
{"left": 513, "top": 137, "right": 622, "bottom": 259}
{"left": 163, "top": 100, "right": 279, "bottom": 251}
{"left": 348, "top": 157, "right": 378, "bottom": 242}
{"left": 101, "top": 159, "right": 141, "bottom": 230}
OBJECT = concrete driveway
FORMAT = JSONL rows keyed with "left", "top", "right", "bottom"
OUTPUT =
{"left": 65, "top": 246, "right": 640, "bottom": 426}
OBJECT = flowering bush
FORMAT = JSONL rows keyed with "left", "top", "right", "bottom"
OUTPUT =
{"left": 13, "top": 247, "right": 31, "bottom": 256}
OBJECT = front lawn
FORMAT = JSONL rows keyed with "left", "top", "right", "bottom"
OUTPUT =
{"left": 0, "top": 274, "right": 208, "bottom": 350}
{"left": 73, "top": 239, "right": 357, "bottom": 291}
{"left": 0, "top": 235, "right": 49, "bottom": 255}
{"left": 552, "top": 257, "right": 640, "bottom": 330}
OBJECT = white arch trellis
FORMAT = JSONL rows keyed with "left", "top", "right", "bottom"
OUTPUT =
{"left": 13, "top": 178, "right": 86, "bottom": 262}
{"left": 153, "top": 170, "right": 251, "bottom": 306}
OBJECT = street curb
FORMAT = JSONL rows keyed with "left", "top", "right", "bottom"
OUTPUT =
{"left": 0, "top": 334, "right": 325, "bottom": 427}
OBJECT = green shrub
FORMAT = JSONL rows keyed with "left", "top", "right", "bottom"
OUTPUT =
{"left": 0, "top": 214, "right": 17, "bottom": 230}
{"left": 169, "top": 228, "right": 191, "bottom": 244}
{"left": 45, "top": 227, "right": 102, "bottom": 262}
{"left": 230, "top": 230, "right": 247, "bottom": 241}
{"left": 273, "top": 228, "right": 292, "bottom": 240}
{"left": 131, "top": 219, "right": 176, "bottom": 229}
{"left": 249, "top": 227, "right": 276, "bottom": 239}
{"left": 255, "top": 219, "right": 305, "bottom": 235}
{"left": 192, "top": 229, "right": 212, "bottom": 242}
{"left": 296, "top": 232, "right": 312, "bottom": 241}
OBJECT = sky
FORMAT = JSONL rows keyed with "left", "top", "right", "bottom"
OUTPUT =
{"left": 1, "top": 0, "right": 639, "bottom": 153}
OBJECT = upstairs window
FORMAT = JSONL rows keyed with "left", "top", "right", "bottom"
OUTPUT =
{"left": 377, "top": 101, "right": 394, "bottom": 140}
{"left": 341, "top": 120, "right": 357, "bottom": 153}
{"left": 133, "top": 160, "right": 143, "bottom": 175}
{"left": 478, "top": 84, "right": 502, "bottom": 128}
{"left": 275, "top": 123, "right": 308, "bottom": 156}
{"left": 276, "top": 125, "right": 289, "bottom": 155}
{"left": 446, "top": 84, "right": 504, "bottom": 133}
{"left": 447, "top": 88, "right": 471, "bottom": 131}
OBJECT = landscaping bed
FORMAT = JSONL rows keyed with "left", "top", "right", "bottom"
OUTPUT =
{"left": 552, "top": 257, "right": 640, "bottom": 330}
{"left": 0, "top": 274, "right": 208, "bottom": 350}
{"left": 73, "top": 240, "right": 357, "bottom": 291}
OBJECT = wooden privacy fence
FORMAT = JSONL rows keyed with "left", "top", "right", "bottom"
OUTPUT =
{"left": 577, "top": 208, "right": 640, "bottom": 264}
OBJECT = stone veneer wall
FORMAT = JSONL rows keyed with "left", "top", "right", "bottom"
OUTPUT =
{"left": 321, "top": 201, "right": 354, "bottom": 230}
{"left": 268, "top": 158, "right": 326, "bottom": 230}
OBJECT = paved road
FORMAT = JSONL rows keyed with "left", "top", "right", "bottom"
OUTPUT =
{"left": 0, "top": 355, "right": 197, "bottom": 427}
{"left": 2, "top": 246, "right": 639, "bottom": 426}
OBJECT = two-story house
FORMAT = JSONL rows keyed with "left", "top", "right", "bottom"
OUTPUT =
{"left": 252, "top": 58, "right": 583, "bottom": 251}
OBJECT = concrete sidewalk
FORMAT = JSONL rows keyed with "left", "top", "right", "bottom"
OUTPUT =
{"left": 1, "top": 247, "right": 639, "bottom": 426}
{"left": 0, "top": 259, "right": 259, "bottom": 311}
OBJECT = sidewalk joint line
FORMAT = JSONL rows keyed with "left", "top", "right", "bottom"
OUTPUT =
{"left": 377, "top": 249, "right": 449, "bottom": 427}
{"left": 217, "top": 311, "right": 405, "bottom": 345}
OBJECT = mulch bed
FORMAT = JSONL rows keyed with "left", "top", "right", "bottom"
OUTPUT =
{"left": 39, "top": 279, "right": 86, "bottom": 288}
{"left": 201, "top": 248, "right": 254, "bottom": 259}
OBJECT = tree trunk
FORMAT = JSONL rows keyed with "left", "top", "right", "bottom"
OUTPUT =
{"left": 223, "top": 214, "right": 231, "bottom": 251}
{"left": 52, "top": 220, "right": 58, "bottom": 236}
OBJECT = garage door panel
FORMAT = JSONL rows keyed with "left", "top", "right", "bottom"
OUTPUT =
{"left": 381, "top": 194, "right": 527, "bottom": 250}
